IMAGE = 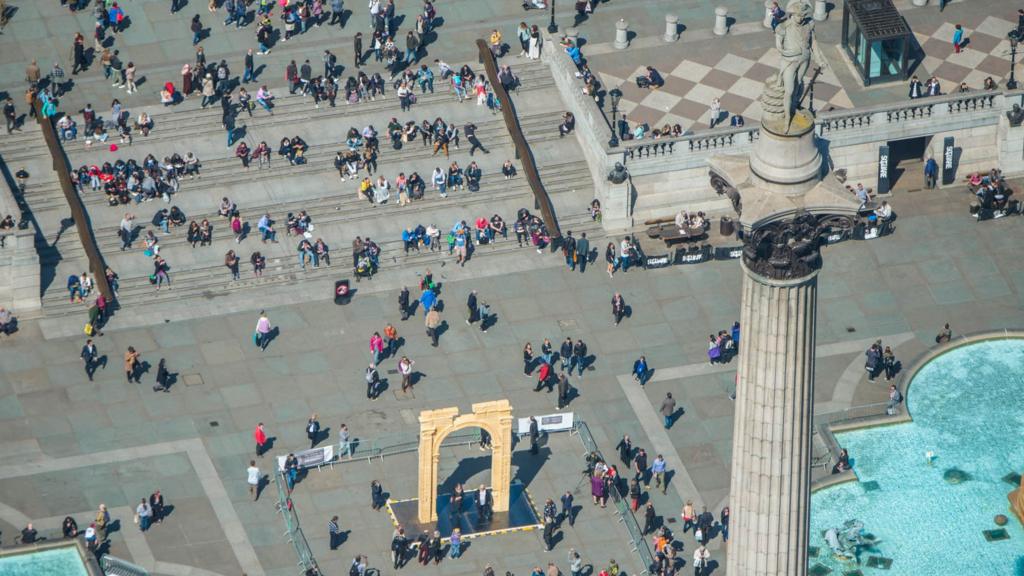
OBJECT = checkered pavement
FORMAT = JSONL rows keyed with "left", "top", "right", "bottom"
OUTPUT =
{"left": 596, "top": 40, "right": 852, "bottom": 132}
{"left": 912, "top": 14, "right": 1017, "bottom": 91}
{"left": 592, "top": 13, "right": 1019, "bottom": 133}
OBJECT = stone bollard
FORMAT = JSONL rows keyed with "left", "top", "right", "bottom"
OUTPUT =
{"left": 664, "top": 14, "right": 679, "bottom": 42}
{"left": 813, "top": 0, "right": 827, "bottom": 20}
{"left": 713, "top": 6, "right": 728, "bottom": 36}
{"left": 911, "top": 0, "right": 927, "bottom": 5}
{"left": 763, "top": 0, "right": 774, "bottom": 28}
{"left": 614, "top": 19, "right": 629, "bottom": 49}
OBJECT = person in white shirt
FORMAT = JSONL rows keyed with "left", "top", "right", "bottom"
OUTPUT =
{"left": 693, "top": 544, "right": 710, "bottom": 576}
{"left": 374, "top": 175, "right": 391, "bottom": 204}
{"left": 247, "top": 460, "right": 260, "bottom": 501}
{"left": 874, "top": 200, "right": 892, "bottom": 221}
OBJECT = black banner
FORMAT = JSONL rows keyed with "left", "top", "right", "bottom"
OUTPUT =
{"left": 877, "top": 145, "right": 890, "bottom": 195}
{"left": 714, "top": 246, "right": 744, "bottom": 260}
{"left": 673, "top": 245, "right": 713, "bottom": 265}
{"left": 942, "top": 136, "right": 955, "bottom": 185}
{"left": 645, "top": 254, "right": 672, "bottom": 268}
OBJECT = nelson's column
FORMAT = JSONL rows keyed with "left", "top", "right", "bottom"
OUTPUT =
{"left": 706, "top": 2, "right": 861, "bottom": 574}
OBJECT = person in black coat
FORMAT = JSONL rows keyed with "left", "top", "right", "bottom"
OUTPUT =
{"left": 306, "top": 413, "right": 321, "bottom": 448}
{"left": 612, "top": 292, "right": 626, "bottom": 325}
{"left": 908, "top": 75, "right": 923, "bottom": 99}
{"left": 371, "top": 480, "right": 384, "bottom": 510}
{"left": 153, "top": 358, "right": 169, "bottom": 392}
{"left": 398, "top": 286, "right": 410, "bottom": 321}
{"left": 556, "top": 372, "right": 570, "bottom": 409}
{"left": 466, "top": 290, "right": 478, "bottom": 325}
{"left": 616, "top": 434, "right": 633, "bottom": 465}
{"left": 81, "top": 339, "right": 99, "bottom": 381}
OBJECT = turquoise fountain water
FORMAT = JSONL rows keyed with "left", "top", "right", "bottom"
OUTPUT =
{"left": 810, "top": 338, "right": 1024, "bottom": 575}
{"left": 0, "top": 545, "right": 90, "bottom": 576}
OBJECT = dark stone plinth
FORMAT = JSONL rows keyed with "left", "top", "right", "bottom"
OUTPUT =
{"left": 388, "top": 484, "right": 541, "bottom": 539}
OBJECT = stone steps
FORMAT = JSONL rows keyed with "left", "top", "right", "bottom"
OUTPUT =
{"left": 21, "top": 111, "right": 563, "bottom": 213}
{"left": 41, "top": 212, "right": 601, "bottom": 317}
{"left": 0, "top": 61, "right": 553, "bottom": 162}
{"left": 49, "top": 161, "right": 590, "bottom": 262}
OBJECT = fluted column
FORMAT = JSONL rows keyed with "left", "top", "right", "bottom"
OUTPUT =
{"left": 727, "top": 261, "right": 817, "bottom": 576}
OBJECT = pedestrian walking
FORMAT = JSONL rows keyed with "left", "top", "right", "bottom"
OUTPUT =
{"left": 575, "top": 232, "right": 590, "bottom": 273}
{"left": 254, "top": 422, "right": 268, "bottom": 458}
{"left": 135, "top": 498, "right": 152, "bottom": 531}
{"left": 247, "top": 460, "right": 261, "bottom": 501}
{"left": 153, "top": 358, "right": 170, "bottom": 392}
{"left": 720, "top": 506, "right": 730, "bottom": 542}
{"left": 371, "top": 480, "right": 384, "bottom": 510}
{"left": 693, "top": 544, "right": 710, "bottom": 576}
{"left": 254, "top": 310, "right": 272, "bottom": 350}
{"left": 391, "top": 527, "right": 408, "bottom": 569}
{"left": 632, "top": 355, "right": 648, "bottom": 385}
{"left": 612, "top": 292, "right": 626, "bottom": 325}
{"left": 449, "top": 528, "right": 462, "bottom": 558}
{"left": 399, "top": 356, "right": 414, "bottom": 392}
{"left": 365, "top": 363, "right": 381, "bottom": 400}
{"left": 883, "top": 346, "right": 898, "bottom": 381}
{"left": 560, "top": 490, "right": 574, "bottom": 526}
{"left": 708, "top": 97, "right": 721, "bottom": 128}
{"left": 660, "top": 393, "right": 676, "bottom": 429}
{"left": 556, "top": 372, "right": 570, "bottom": 409}
{"left": 542, "top": 508, "right": 556, "bottom": 551}
{"left": 81, "top": 339, "right": 99, "bottom": 381}
{"left": 563, "top": 231, "right": 576, "bottom": 270}
{"left": 339, "top": 423, "right": 354, "bottom": 458}
{"left": 307, "top": 412, "right": 322, "bottom": 448}
{"left": 329, "top": 516, "right": 342, "bottom": 550}
{"left": 425, "top": 306, "right": 442, "bottom": 347}
{"left": 571, "top": 339, "right": 587, "bottom": 377}
{"left": 523, "top": 342, "right": 534, "bottom": 376}
{"left": 643, "top": 502, "right": 656, "bottom": 534}
{"left": 568, "top": 549, "right": 582, "bottom": 576}
{"left": 149, "top": 490, "right": 165, "bottom": 523}
{"left": 651, "top": 454, "right": 667, "bottom": 494}
{"left": 124, "top": 346, "right": 140, "bottom": 383}
{"left": 952, "top": 24, "right": 964, "bottom": 54}
{"left": 398, "top": 286, "right": 410, "bottom": 320}
{"left": 466, "top": 290, "right": 479, "bottom": 325}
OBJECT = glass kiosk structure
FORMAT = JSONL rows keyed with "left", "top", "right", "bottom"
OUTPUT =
{"left": 841, "top": 0, "right": 911, "bottom": 86}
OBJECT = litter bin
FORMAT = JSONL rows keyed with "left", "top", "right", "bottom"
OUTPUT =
{"left": 719, "top": 216, "right": 735, "bottom": 237}
{"left": 334, "top": 279, "right": 352, "bottom": 305}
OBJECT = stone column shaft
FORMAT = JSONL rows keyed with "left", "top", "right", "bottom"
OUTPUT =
{"left": 727, "top": 262, "right": 817, "bottom": 576}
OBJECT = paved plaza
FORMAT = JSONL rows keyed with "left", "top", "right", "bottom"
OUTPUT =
{"left": 0, "top": 0, "right": 1023, "bottom": 575}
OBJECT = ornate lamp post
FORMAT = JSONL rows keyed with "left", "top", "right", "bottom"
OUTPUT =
{"left": 609, "top": 88, "right": 622, "bottom": 148}
{"left": 547, "top": 0, "right": 558, "bottom": 33}
{"left": 1008, "top": 29, "right": 1020, "bottom": 91}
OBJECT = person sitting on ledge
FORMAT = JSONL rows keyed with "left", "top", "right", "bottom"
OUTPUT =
{"left": 831, "top": 448, "right": 851, "bottom": 474}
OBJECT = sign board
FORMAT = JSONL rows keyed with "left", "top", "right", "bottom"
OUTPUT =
{"left": 645, "top": 254, "right": 672, "bottom": 268}
{"left": 673, "top": 245, "right": 713, "bottom": 265}
{"left": 277, "top": 445, "right": 335, "bottom": 471}
{"left": 877, "top": 145, "right": 890, "bottom": 195}
{"left": 714, "top": 246, "right": 743, "bottom": 260}
{"left": 941, "top": 136, "right": 955, "bottom": 185}
{"left": 517, "top": 412, "right": 574, "bottom": 435}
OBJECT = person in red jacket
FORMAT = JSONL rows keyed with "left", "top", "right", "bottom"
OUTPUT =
{"left": 254, "top": 422, "right": 268, "bottom": 458}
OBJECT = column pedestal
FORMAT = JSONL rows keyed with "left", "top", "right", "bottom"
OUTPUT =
{"left": 664, "top": 14, "right": 679, "bottom": 42}
{"left": 713, "top": 7, "right": 729, "bottom": 35}
{"left": 727, "top": 261, "right": 817, "bottom": 576}
{"left": 614, "top": 19, "right": 629, "bottom": 49}
{"left": 813, "top": 0, "right": 827, "bottom": 20}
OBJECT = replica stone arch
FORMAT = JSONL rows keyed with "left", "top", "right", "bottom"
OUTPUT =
{"left": 417, "top": 400, "right": 514, "bottom": 523}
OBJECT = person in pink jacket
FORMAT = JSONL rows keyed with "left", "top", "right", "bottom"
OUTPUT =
{"left": 369, "top": 332, "right": 384, "bottom": 365}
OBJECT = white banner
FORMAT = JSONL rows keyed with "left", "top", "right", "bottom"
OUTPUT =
{"left": 517, "top": 412, "right": 574, "bottom": 435}
{"left": 277, "top": 445, "right": 335, "bottom": 471}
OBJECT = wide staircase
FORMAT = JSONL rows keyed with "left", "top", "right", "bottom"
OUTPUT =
{"left": 10, "top": 58, "right": 602, "bottom": 321}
